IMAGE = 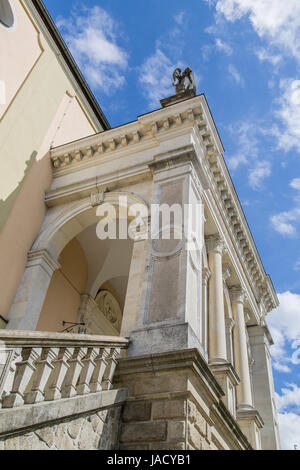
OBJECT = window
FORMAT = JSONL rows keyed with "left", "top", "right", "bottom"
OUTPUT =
{"left": 0, "top": 0, "right": 14, "bottom": 29}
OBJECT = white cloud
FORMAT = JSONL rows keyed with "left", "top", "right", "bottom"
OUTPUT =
{"left": 269, "top": 292, "right": 300, "bottom": 342}
{"left": 270, "top": 178, "right": 300, "bottom": 236}
{"left": 291, "top": 178, "right": 300, "bottom": 191}
{"left": 273, "top": 363, "right": 291, "bottom": 373}
{"left": 275, "top": 79, "right": 300, "bottom": 153}
{"left": 270, "top": 209, "right": 300, "bottom": 236}
{"left": 226, "top": 121, "right": 272, "bottom": 189}
{"left": 56, "top": 6, "right": 128, "bottom": 94}
{"left": 139, "top": 49, "right": 180, "bottom": 108}
{"left": 269, "top": 292, "right": 300, "bottom": 370}
{"left": 228, "top": 64, "right": 244, "bottom": 86}
{"left": 138, "top": 13, "right": 195, "bottom": 107}
{"left": 227, "top": 122, "right": 259, "bottom": 170}
{"left": 174, "top": 11, "right": 186, "bottom": 25}
{"left": 278, "top": 412, "right": 300, "bottom": 449}
{"left": 248, "top": 160, "right": 271, "bottom": 189}
{"left": 294, "top": 258, "right": 300, "bottom": 271}
{"left": 256, "top": 48, "right": 281, "bottom": 66}
{"left": 269, "top": 293, "right": 300, "bottom": 448}
{"left": 276, "top": 384, "right": 300, "bottom": 413}
{"left": 215, "top": 38, "right": 232, "bottom": 55}
{"left": 215, "top": 0, "right": 300, "bottom": 61}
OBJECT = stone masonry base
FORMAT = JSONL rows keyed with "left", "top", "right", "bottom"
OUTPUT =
{"left": 0, "top": 389, "right": 127, "bottom": 450}
{"left": 114, "top": 349, "right": 252, "bottom": 451}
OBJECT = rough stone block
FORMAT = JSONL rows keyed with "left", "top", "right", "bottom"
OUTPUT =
{"left": 168, "top": 420, "right": 186, "bottom": 441}
{"left": 120, "top": 422, "right": 167, "bottom": 443}
{"left": 188, "top": 424, "right": 201, "bottom": 450}
{"left": 67, "top": 417, "right": 84, "bottom": 440}
{"left": 35, "top": 427, "right": 55, "bottom": 448}
{"left": 120, "top": 444, "right": 149, "bottom": 450}
{"left": 123, "top": 401, "right": 152, "bottom": 423}
{"left": 97, "top": 409, "right": 109, "bottom": 423}
{"left": 152, "top": 399, "right": 186, "bottom": 420}
{"left": 194, "top": 413, "right": 206, "bottom": 437}
{"left": 78, "top": 420, "right": 95, "bottom": 450}
{"left": 151, "top": 442, "right": 186, "bottom": 450}
{"left": 4, "top": 436, "right": 21, "bottom": 450}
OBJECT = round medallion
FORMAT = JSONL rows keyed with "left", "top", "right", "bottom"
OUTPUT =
{"left": 0, "top": 1, "right": 14, "bottom": 29}
{"left": 95, "top": 290, "right": 122, "bottom": 332}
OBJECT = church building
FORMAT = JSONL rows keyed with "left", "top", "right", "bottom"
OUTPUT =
{"left": 0, "top": 0, "right": 281, "bottom": 451}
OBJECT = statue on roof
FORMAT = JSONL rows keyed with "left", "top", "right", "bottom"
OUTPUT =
{"left": 173, "top": 67, "right": 196, "bottom": 94}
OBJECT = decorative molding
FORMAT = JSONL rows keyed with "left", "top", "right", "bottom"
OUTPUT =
{"left": 229, "top": 286, "right": 246, "bottom": 305}
{"left": 26, "top": 249, "right": 61, "bottom": 276}
{"left": 205, "top": 234, "right": 224, "bottom": 255}
{"left": 90, "top": 191, "right": 105, "bottom": 207}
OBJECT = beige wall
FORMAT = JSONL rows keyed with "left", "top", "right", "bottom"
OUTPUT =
{"left": 37, "top": 238, "right": 88, "bottom": 332}
{"left": 0, "top": 0, "right": 104, "bottom": 320}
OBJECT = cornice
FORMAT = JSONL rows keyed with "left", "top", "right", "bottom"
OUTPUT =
{"left": 49, "top": 94, "right": 278, "bottom": 313}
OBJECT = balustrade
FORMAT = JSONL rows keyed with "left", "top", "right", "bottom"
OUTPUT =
{"left": 0, "top": 330, "right": 128, "bottom": 409}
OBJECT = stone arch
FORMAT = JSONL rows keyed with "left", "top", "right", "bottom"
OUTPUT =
{"left": 33, "top": 191, "right": 149, "bottom": 260}
{"left": 7, "top": 191, "right": 149, "bottom": 331}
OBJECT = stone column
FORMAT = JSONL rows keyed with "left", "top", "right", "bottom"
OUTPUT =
{"left": 230, "top": 287, "right": 253, "bottom": 410}
{"left": 206, "top": 235, "right": 227, "bottom": 364}
{"left": 201, "top": 267, "right": 210, "bottom": 355}
{"left": 7, "top": 250, "right": 60, "bottom": 331}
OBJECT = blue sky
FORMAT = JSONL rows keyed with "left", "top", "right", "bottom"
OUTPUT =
{"left": 43, "top": 0, "right": 300, "bottom": 449}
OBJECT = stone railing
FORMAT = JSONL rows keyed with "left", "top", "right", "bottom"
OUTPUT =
{"left": 0, "top": 330, "right": 129, "bottom": 409}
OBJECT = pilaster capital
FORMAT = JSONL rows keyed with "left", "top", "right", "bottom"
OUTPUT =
{"left": 229, "top": 286, "right": 246, "bottom": 304}
{"left": 27, "top": 249, "right": 61, "bottom": 277}
{"left": 205, "top": 234, "right": 224, "bottom": 255}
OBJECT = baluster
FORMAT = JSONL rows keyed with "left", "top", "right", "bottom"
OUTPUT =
{"left": 0, "top": 348, "right": 19, "bottom": 403}
{"left": 77, "top": 348, "right": 99, "bottom": 395}
{"left": 24, "top": 348, "right": 58, "bottom": 404}
{"left": 44, "top": 347, "right": 74, "bottom": 401}
{"left": 61, "top": 347, "right": 87, "bottom": 398}
{"left": 2, "top": 347, "right": 41, "bottom": 408}
{"left": 89, "top": 348, "right": 110, "bottom": 393}
{"left": 102, "top": 348, "right": 120, "bottom": 391}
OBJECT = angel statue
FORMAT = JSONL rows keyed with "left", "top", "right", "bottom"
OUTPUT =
{"left": 173, "top": 67, "right": 196, "bottom": 94}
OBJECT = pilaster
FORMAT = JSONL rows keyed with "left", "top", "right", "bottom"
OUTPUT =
{"left": 7, "top": 250, "right": 61, "bottom": 331}
{"left": 248, "top": 325, "right": 281, "bottom": 449}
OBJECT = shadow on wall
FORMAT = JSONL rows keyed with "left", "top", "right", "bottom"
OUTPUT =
{"left": 0, "top": 151, "right": 37, "bottom": 233}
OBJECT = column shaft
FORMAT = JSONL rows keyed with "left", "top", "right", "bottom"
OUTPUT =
{"left": 207, "top": 236, "right": 227, "bottom": 364}
{"left": 231, "top": 290, "right": 253, "bottom": 409}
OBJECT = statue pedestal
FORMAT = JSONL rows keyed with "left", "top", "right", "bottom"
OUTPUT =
{"left": 160, "top": 89, "right": 196, "bottom": 108}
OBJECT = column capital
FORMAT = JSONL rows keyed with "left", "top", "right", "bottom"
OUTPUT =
{"left": 205, "top": 234, "right": 224, "bottom": 254}
{"left": 229, "top": 286, "right": 246, "bottom": 304}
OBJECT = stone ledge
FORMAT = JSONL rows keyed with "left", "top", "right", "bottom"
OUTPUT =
{"left": 0, "top": 388, "right": 127, "bottom": 438}
{"left": 116, "top": 348, "right": 224, "bottom": 402}
{"left": 237, "top": 408, "right": 264, "bottom": 429}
